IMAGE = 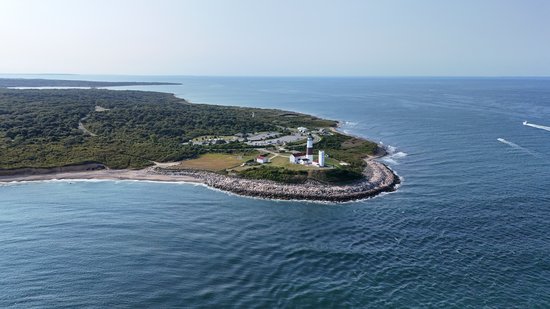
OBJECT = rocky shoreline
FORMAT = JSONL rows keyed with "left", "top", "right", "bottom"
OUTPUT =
{"left": 0, "top": 157, "right": 400, "bottom": 203}
{"left": 153, "top": 159, "right": 400, "bottom": 202}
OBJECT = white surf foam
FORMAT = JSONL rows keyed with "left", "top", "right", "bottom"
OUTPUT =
{"left": 380, "top": 157, "right": 398, "bottom": 165}
{"left": 385, "top": 145, "right": 397, "bottom": 154}
{"left": 523, "top": 121, "right": 550, "bottom": 132}
{"left": 391, "top": 152, "right": 408, "bottom": 159}
{"left": 381, "top": 145, "right": 408, "bottom": 165}
{"left": 344, "top": 121, "right": 358, "bottom": 127}
{"left": 0, "top": 178, "right": 201, "bottom": 187}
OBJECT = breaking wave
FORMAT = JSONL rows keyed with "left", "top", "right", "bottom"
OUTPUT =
{"left": 343, "top": 121, "right": 358, "bottom": 127}
{"left": 381, "top": 144, "right": 408, "bottom": 165}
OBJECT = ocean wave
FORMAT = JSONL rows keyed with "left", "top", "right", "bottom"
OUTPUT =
{"left": 392, "top": 152, "right": 408, "bottom": 159}
{"left": 0, "top": 178, "right": 111, "bottom": 186}
{"left": 343, "top": 121, "right": 358, "bottom": 127}
{"left": 380, "top": 158, "right": 398, "bottom": 165}
{"left": 0, "top": 178, "right": 201, "bottom": 187}
{"left": 385, "top": 145, "right": 397, "bottom": 154}
{"left": 0, "top": 179, "right": 385, "bottom": 205}
{"left": 381, "top": 145, "right": 408, "bottom": 165}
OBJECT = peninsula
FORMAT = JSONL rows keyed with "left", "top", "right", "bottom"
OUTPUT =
{"left": 0, "top": 81, "right": 399, "bottom": 202}
{"left": 0, "top": 77, "right": 181, "bottom": 88}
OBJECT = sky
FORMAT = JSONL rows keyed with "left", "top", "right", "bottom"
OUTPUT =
{"left": 0, "top": 0, "right": 549, "bottom": 76}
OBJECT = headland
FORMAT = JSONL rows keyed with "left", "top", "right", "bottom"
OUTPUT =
{"left": 0, "top": 77, "right": 180, "bottom": 88}
{"left": 0, "top": 81, "right": 400, "bottom": 202}
{"left": 0, "top": 155, "right": 399, "bottom": 203}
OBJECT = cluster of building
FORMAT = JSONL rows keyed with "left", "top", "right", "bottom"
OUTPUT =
{"left": 254, "top": 134, "right": 326, "bottom": 167}
{"left": 289, "top": 134, "right": 325, "bottom": 167}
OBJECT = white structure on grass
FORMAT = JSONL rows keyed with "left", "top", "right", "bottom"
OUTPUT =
{"left": 289, "top": 134, "right": 326, "bottom": 167}
{"left": 289, "top": 152, "right": 308, "bottom": 164}
{"left": 256, "top": 154, "right": 269, "bottom": 164}
{"left": 318, "top": 150, "right": 325, "bottom": 167}
{"left": 297, "top": 127, "right": 308, "bottom": 133}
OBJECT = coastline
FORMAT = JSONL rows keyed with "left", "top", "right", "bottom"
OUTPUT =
{"left": 0, "top": 100, "right": 399, "bottom": 202}
{"left": 0, "top": 165, "right": 201, "bottom": 184}
{"left": 0, "top": 156, "right": 400, "bottom": 203}
{"left": 154, "top": 158, "right": 400, "bottom": 202}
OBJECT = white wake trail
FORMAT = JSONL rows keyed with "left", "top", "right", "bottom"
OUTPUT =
{"left": 523, "top": 121, "right": 550, "bottom": 132}
{"left": 497, "top": 138, "right": 520, "bottom": 148}
{"left": 497, "top": 138, "right": 540, "bottom": 157}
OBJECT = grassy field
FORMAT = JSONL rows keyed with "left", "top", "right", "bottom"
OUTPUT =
{"left": 174, "top": 152, "right": 258, "bottom": 171}
{"left": 325, "top": 157, "right": 341, "bottom": 167}
{"left": 270, "top": 156, "right": 309, "bottom": 171}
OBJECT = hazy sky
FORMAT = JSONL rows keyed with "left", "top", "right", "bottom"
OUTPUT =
{"left": 1, "top": 0, "right": 549, "bottom": 76}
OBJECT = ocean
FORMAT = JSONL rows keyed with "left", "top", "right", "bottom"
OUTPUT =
{"left": 1, "top": 75, "right": 549, "bottom": 307}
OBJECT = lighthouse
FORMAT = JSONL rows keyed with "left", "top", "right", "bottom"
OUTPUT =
{"left": 306, "top": 134, "right": 314, "bottom": 161}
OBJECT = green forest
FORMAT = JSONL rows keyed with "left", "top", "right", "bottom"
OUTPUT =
{"left": 0, "top": 78, "right": 180, "bottom": 88}
{"left": 0, "top": 88, "right": 336, "bottom": 169}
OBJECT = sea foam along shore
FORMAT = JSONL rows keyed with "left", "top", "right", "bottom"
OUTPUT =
{"left": 0, "top": 163, "right": 201, "bottom": 183}
{"left": 0, "top": 158, "right": 399, "bottom": 203}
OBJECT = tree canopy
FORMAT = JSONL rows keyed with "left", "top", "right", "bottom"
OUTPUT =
{"left": 0, "top": 88, "right": 336, "bottom": 169}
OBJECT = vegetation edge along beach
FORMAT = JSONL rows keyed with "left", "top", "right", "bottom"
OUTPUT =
{"left": 0, "top": 79, "right": 399, "bottom": 202}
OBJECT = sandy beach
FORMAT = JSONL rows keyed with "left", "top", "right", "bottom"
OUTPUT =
{"left": 0, "top": 166, "right": 202, "bottom": 183}
{"left": 0, "top": 159, "right": 399, "bottom": 202}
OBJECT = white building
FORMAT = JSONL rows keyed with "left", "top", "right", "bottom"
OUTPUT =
{"left": 289, "top": 152, "right": 307, "bottom": 164}
{"left": 318, "top": 150, "right": 325, "bottom": 167}
{"left": 256, "top": 154, "right": 269, "bottom": 164}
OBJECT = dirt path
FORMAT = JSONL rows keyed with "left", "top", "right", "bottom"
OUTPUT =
{"left": 78, "top": 120, "right": 97, "bottom": 136}
{"left": 151, "top": 161, "right": 181, "bottom": 168}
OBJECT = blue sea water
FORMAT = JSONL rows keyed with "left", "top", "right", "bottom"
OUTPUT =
{"left": 0, "top": 76, "right": 549, "bottom": 308}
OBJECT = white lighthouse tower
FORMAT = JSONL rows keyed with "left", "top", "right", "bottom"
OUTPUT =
{"left": 318, "top": 150, "right": 325, "bottom": 167}
{"left": 306, "top": 134, "right": 314, "bottom": 161}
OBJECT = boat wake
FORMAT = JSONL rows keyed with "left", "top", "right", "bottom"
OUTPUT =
{"left": 523, "top": 121, "right": 550, "bottom": 132}
{"left": 497, "top": 138, "right": 540, "bottom": 157}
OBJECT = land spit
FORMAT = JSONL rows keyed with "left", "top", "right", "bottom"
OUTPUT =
{"left": 0, "top": 158, "right": 399, "bottom": 203}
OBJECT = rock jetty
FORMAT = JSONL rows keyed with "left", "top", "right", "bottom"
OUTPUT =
{"left": 154, "top": 159, "right": 400, "bottom": 202}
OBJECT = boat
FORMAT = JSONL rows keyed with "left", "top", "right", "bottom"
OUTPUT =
{"left": 523, "top": 121, "right": 528, "bottom": 125}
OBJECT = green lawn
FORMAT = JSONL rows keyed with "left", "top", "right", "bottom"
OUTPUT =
{"left": 173, "top": 152, "right": 259, "bottom": 171}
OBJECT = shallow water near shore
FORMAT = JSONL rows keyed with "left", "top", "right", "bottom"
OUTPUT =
{"left": 1, "top": 76, "right": 549, "bottom": 307}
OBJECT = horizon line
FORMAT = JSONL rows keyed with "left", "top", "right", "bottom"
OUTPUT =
{"left": 1, "top": 73, "right": 550, "bottom": 79}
